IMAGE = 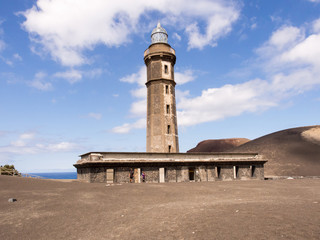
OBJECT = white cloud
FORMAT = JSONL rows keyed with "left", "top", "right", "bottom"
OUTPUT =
{"left": 13, "top": 53, "right": 22, "bottom": 61}
{"left": 54, "top": 68, "right": 102, "bottom": 84}
{"left": 173, "top": 32, "right": 182, "bottom": 41}
{"left": 120, "top": 66, "right": 146, "bottom": 86}
{"left": 21, "top": 0, "right": 240, "bottom": 66}
{"left": 0, "top": 39, "right": 5, "bottom": 52}
{"left": 46, "top": 142, "right": 78, "bottom": 152}
{"left": 281, "top": 34, "right": 320, "bottom": 66}
{"left": 250, "top": 23, "right": 257, "bottom": 30}
{"left": 111, "top": 118, "right": 145, "bottom": 134}
{"left": 130, "top": 99, "right": 146, "bottom": 117}
{"left": 175, "top": 70, "right": 196, "bottom": 85}
{"left": 11, "top": 132, "right": 36, "bottom": 147}
{"left": 54, "top": 69, "right": 82, "bottom": 84}
{"left": 312, "top": 18, "right": 320, "bottom": 33}
{"left": 178, "top": 79, "right": 275, "bottom": 126}
{"left": 29, "top": 71, "right": 53, "bottom": 91}
{"left": 85, "top": 112, "right": 102, "bottom": 120}
{"left": 257, "top": 26, "right": 305, "bottom": 57}
{"left": 186, "top": 9, "right": 239, "bottom": 49}
{"left": 0, "top": 132, "right": 80, "bottom": 155}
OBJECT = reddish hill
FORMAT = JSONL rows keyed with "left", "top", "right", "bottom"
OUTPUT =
{"left": 187, "top": 138, "right": 250, "bottom": 153}
{"left": 228, "top": 126, "right": 320, "bottom": 177}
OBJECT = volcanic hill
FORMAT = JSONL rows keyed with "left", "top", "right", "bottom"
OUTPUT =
{"left": 188, "top": 126, "right": 320, "bottom": 177}
{"left": 187, "top": 138, "right": 250, "bottom": 153}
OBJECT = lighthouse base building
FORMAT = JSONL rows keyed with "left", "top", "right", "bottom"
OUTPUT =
{"left": 74, "top": 152, "right": 266, "bottom": 183}
{"left": 74, "top": 23, "right": 267, "bottom": 183}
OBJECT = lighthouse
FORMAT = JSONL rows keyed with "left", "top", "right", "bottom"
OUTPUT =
{"left": 144, "top": 22, "right": 179, "bottom": 153}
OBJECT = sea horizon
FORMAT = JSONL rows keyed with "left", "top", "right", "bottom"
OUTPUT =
{"left": 23, "top": 172, "right": 77, "bottom": 179}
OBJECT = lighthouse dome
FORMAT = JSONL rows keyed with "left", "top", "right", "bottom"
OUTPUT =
{"left": 151, "top": 22, "right": 168, "bottom": 44}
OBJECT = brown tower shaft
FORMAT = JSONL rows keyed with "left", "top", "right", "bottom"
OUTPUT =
{"left": 144, "top": 43, "right": 179, "bottom": 153}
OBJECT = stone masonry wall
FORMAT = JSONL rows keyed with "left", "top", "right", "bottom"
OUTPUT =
{"left": 165, "top": 167, "right": 177, "bottom": 182}
{"left": 252, "top": 164, "right": 264, "bottom": 180}
{"left": 198, "top": 166, "right": 208, "bottom": 182}
{"left": 237, "top": 165, "right": 251, "bottom": 180}
{"left": 176, "top": 166, "right": 189, "bottom": 182}
{"left": 115, "top": 167, "right": 131, "bottom": 183}
{"left": 90, "top": 167, "right": 106, "bottom": 183}
{"left": 219, "top": 166, "right": 233, "bottom": 181}
{"left": 142, "top": 167, "right": 159, "bottom": 183}
{"left": 207, "top": 166, "right": 215, "bottom": 181}
{"left": 77, "top": 168, "right": 90, "bottom": 182}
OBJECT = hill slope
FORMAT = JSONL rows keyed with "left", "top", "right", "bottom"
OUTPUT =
{"left": 187, "top": 138, "right": 250, "bottom": 153}
{"left": 228, "top": 126, "right": 320, "bottom": 176}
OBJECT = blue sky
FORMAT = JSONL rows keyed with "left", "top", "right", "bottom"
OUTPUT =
{"left": 0, "top": 0, "right": 319, "bottom": 172}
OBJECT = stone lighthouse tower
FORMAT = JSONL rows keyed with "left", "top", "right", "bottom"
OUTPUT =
{"left": 144, "top": 22, "right": 179, "bottom": 153}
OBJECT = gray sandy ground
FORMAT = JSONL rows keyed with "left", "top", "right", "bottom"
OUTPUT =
{"left": 0, "top": 175, "right": 319, "bottom": 240}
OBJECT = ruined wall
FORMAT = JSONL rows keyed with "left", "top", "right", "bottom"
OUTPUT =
{"left": 77, "top": 168, "right": 90, "bottom": 182}
{"left": 176, "top": 166, "right": 189, "bottom": 182}
{"left": 236, "top": 165, "right": 251, "bottom": 180}
{"left": 115, "top": 167, "right": 130, "bottom": 183}
{"left": 207, "top": 166, "right": 216, "bottom": 181}
{"left": 218, "top": 166, "right": 233, "bottom": 181}
{"left": 198, "top": 166, "right": 207, "bottom": 182}
{"left": 165, "top": 167, "right": 177, "bottom": 182}
{"left": 252, "top": 164, "right": 264, "bottom": 180}
{"left": 143, "top": 167, "right": 159, "bottom": 183}
{"left": 89, "top": 167, "right": 106, "bottom": 183}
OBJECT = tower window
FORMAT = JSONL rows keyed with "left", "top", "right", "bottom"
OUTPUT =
{"left": 165, "top": 85, "right": 169, "bottom": 94}
{"left": 166, "top": 105, "right": 170, "bottom": 114}
{"left": 168, "top": 145, "right": 171, "bottom": 153}
{"left": 167, "top": 125, "right": 171, "bottom": 134}
{"left": 164, "top": 65, "right": 168, "bottom": 74}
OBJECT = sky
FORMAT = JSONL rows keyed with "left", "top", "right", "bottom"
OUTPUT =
{"left": 0, "top": 0, "right": 320, "bottom": 173}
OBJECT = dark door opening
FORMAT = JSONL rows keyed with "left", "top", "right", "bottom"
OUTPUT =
{"left": 216, "top": 166, "right": 221, "bottom": 179}
{"left": 251, "top": 165, "right": 256, "bottom": 177}
{"left": 189, "top": 168, "right": 195, "bottom": 181}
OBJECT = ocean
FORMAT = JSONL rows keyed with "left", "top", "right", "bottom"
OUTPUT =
{"left": 24, "top": 172, "right": 77, "bottom": 179}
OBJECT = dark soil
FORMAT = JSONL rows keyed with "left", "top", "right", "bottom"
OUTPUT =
{"left": 0, "top": 175, "right": 319, "bottom": 239}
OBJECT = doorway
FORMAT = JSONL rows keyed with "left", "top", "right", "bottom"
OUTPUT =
{"left": 189, "top": 168, "right": 195, "bottom": 181}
